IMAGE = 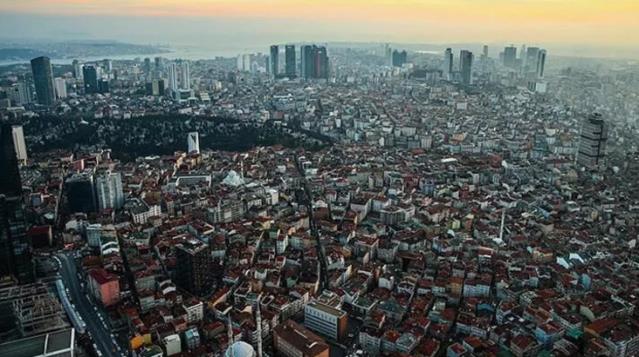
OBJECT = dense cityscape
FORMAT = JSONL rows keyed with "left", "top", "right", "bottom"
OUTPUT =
{"left": 0, "top": 28, "right": 639, "bottom": 357}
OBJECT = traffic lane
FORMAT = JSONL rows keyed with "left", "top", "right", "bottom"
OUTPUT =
{"left": 60, "top": 254, "right": 118, "bottom": 356}
{"left": 58, "top": 253, "right": 121, "bottom": 357}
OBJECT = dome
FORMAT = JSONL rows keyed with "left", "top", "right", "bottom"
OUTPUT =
{"left": 225, "top": 341, "right": 255, "bottom": 357}
{"left": 222, "top": 170, "right": 245, "bottom": 187}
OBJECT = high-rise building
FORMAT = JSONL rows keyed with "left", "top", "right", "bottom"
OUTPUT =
{"left": 97, "top": 79, "right": 109, "bottom": 94}
{"left": 392, "top": 50, "right": 408, "bottom": 67}
{"left": 300, "top": 45, "right": 329, "bottom": 80}
{"left": 30, "top": 56, "right": 55, "bottom": 106}
{"left": 72, "top": 60, "right": 83, "bottom": 80}
{"left": 503, "top": 46, "right": 517, "bottom": 69}
{"left": 536, "top": 50, "right": 547, "bottom": 79}
{"left": 443, "top": 48, "right": 453, "bottom": 80}
{"left": 180, "top": 61, "right": 190, "bottom": 90}
{"left": 82, "top": 65, "right": 99, "bottom": 94}
{"left": 65, "top": 172, "right": 97, "bottom": 213}
{"left": 524, "top": 47, "right": 540, "bottom": 74}
{"left": 143, "top": 58, "right": 152, "bottom": 74}
{"left": 285, "top": 45, "right": 296, "bottom": 78}
{"left": 96, "top": 172, "right": 124, "bottom": 211}
{"left": 300, "top": 45, "right": 312, "bottom": 79}
{"left": 0, "top": 124, "right": 34, "bottom": 284}
{"left": 7, "top": 82, "right": 31, "bottom": 106}
{"left": 314, "top": 46, "right": 329, "bottom": 79}
{"left": 151, "top": 79, "right": 165, "bottom": 96}
{"left": 459, "top": 50, "right": 474, "bottom": 85}
{"left": 54, "top": 78, "right": 67, "bottom": 99}
{"left": 270, "top": 45, "right": 279, "bottom": 77}
{"left": 102, "top": 59, "right": 112, "bottom": 73}
{"left": 154, "top": 57, "right": 163, "bottom": 72}
{"left": 383, "top": 43, "right": 393, "bottom": 66}
{"left": 243, "top": 54, "right": 252, "bottom": 72}
{"left": 0, "top": 124, "right": 22, "bottom": 197}
{"left": 175, "top": 239, "right": 211, "bottom": 295}
{"left": 578, "top": 113, "right": 608, "bottom": 169}
{"left": 483, "top": 45, "right": 489, "bottom": 59}
{"left": 11, "top": 125, "right": 27, "bottom": 165}
{"left": 168, "top": 63, "right": 179, "bottom": 92}
{"left": 187, "top": 131, "right": 200, "bottom": 154}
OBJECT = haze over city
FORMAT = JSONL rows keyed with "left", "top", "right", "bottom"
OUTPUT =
{"left": 1, "top": 0, "right": 638, "bottom": 58}
{"left": 0, "top": 1, "right": 639, "bottom": 357}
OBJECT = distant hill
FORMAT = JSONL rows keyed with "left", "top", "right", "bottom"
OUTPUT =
{"left": 0, "top": 40, "right": 169, "bottom": 61}
{"left": 0, "top": 48, "right": 46, "bottom": 61}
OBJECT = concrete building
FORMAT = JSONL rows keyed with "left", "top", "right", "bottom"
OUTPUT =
{"left": 11, "top": 125, "right": 27, "bottom": 165}
{"left": 95, "top": 171, "right": 124, "bottom": 211}
{"left": 304, "top": 301, "right": 347, "bottom": 341}
{"left": 273, "top": 320, "right": 330, "bottom": 357}
{"left": 577, "top": 113, "right": 608, "bottom": 169}
{"left": 0, "top": 328, "right": 76, "bottom": 357}
{"left": 175, "top": 239, "right": 211, "bottom": 295}
{"left": 30, "top": 56, "right": 55, "bottom": 106}
{"left": 54, "top": 78, "right": 67, "bottom": 99}
{"left": 88, "top": 268, "right": 120, "bottom": 306}
{"left": 187, "top": 131, "right": 200, "bottom": 154}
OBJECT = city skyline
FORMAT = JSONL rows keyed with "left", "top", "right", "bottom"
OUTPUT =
{"left": 0, "top": 0, "right": 638, "bottom": 59}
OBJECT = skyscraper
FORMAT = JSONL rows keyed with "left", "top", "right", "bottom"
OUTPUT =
{"left": 300, "top": 45, "right": 328, "bottom": 80}
{"left": 392, "top": 50, "right": 408, "bottom": 67}
{"left": 72, "top": 60, "right": 83, "bottom": 80}
{"left": 285, "top": 45, "right": 296, "bottom": 78}
{"left": 0, "top": 125, "right": 22, "bottom": 197}
{"left": 11, "top": 125, "right": 27, "bottom": 165}
{"left": 578, "top": 113, "right": 608, "bottom": 169}
{"left": 314, "top": 46, "right": 329, "bottom": 79}
{"left": 175, "top": 239, "right": 211, "bottom": 295}
{"left": 270, "top": 45, "right": 279, "bottom": 77}
{"left": 443, "top": 48, "right": 453, "bottom": 80}
{"left": 187, "top": 131, "right": 200, "bottom": 154}
{"left": 384, "top": 44, "right": 393, "bottom": 66}
{"left": 83, "top": 65, "right": 99, "bottom": 94}
{"left": 144, "top": 57, "right": 152, "bottom": 74}
{"left": 460, "top": 50, "right": 474, "bottom": 85}
{"left": 30, "top": 56, "right": 55, "bottom": 106}
{"left": 54, "top": 78, "right": 67, "bottom": 99}
{"left": 300, "top": 45, "right": 312, "bottom": 79}
{"left": 503, "top": 46, "right": 517, "bottom": 69}
{"left": 536, "top": 50, "right": 547, "bottom": 79}
{"left": 0, "top": 124, "right": 34, "bottom": 284}
{"left": 180, "top": 61, "right": 190, "bottom": 90}
{"left": 525, "top": 47, "right": 540, "bottom": 74}
{"left": 168, "top": 63, "right": 179, "bottom": 92}
{"left": 96, "top": 172, "right": 124, "bottom": 211}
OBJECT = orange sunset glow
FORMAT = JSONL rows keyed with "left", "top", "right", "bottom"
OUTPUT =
{"left": 1, "top": 0, "right": 638, "bottom": 46}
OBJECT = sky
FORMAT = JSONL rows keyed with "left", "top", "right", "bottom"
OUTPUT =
{"left": 0, "top": 0, "right": 638, "bottom": 57}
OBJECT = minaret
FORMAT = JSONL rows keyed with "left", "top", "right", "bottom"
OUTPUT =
{"left": 499, "top": 208, "right": 506, "bottom": 242}
{"left": 256, "top": 296, "right": 263, "bottom": 357}
{"left": 227, "top": 313, "right": 234, "bottom": 347}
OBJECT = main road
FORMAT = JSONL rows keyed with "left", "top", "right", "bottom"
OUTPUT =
{"left": 57, "top": 252, "right": 124, "bottom": 357}
{"left": 295, "top": 155, "right": 328, "bottom": 292}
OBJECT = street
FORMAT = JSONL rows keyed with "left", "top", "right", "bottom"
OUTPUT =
{"left": 57, "top": 252, "right": 124, "bottom": 357}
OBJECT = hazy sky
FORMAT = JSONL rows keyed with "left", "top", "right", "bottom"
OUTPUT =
{"left": 1, "top": 0, "right": 638, "bottom": 56}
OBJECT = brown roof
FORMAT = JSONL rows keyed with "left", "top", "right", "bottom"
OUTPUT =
{"left": 273, "top": 320, "right": 329, "bottom": 356}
